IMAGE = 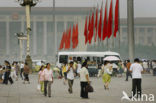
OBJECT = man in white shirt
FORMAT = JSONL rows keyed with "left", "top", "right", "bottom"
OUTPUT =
{"left": 67, "top": 62, "right": 75, "bottom": 94}
{"left": 79, "top": 62, "right": 90, "bottom": 99}
{"left": 130, "top": 58, "right": 143, "bottom": 98}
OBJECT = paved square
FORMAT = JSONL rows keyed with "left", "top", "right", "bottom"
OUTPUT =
{"left": 0, "top": 74, "right": 156, "bottom": 103}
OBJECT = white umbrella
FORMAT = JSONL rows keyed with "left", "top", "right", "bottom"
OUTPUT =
{"left": 103, "top": 56, "right": 120, "bottom": 61}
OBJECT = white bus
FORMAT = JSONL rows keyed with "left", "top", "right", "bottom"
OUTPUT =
{"left": 57, "top": 51, "right": 121, "bottom": 64}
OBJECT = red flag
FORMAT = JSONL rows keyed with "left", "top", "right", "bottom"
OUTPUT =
{"left": 59, "top": 32, "right": 65, "bottom": 50}
{"left": 72, "top": 24, "right": 76, "bottom": 47}
{"left": 87, "top": 15, "right": 91, "bottom": 43}
{"left": 73, "top": 24, "right": 79, "bottom": 48}
{"left": 64, "top": 31, "right": 68, "bottom": 49}
{"left": 72, "top": 24, "right": 79, "bottom": 49}
{"left": 114, "top": 0, "right": 119, "bottom": 37}
{"left": 107, "top": 0, "right": 113, "bottom": 38}
{"left": 98, "top": 5, "right": 103, "bottom": 40}
{"left": 89, "top": 12, "right": 94, "bottom": 44}
{"left": 67, "top": 26, "right": 71, "bottom": 49}
{"left": 102, "top": 1, "right": 108, "bottom": 40}
{"left": 84, "top": 16, "right": 88, "bottom": 44}
{"left": 94, "top": 7, "right": 98, "bottom": 42}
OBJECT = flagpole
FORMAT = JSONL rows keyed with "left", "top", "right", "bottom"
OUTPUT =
{"left": 94, "top": 3, "right": 97, "bottom": 49}
{"left": 112, "top": 0, "right": 114, "bottom": 50}
{"left": 118, "top": 0, "right": 121, "bottom": 54}
{"left": 106, "top": 0, "right": 109, "bottom": 51}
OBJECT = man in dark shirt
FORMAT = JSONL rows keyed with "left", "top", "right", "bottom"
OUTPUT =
{"left": 3, "top": 60, "right": 13, "bottom": 85}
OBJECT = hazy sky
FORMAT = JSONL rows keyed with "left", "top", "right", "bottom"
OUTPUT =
{"left": 0, "top": 0, "right": 156, "bottom": 18}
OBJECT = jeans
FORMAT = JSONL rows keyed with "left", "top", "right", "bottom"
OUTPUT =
{"left": 3, "top": 72, "right": 13, "bottom": 84}
{"left": 20, "top": 68, "right": 24, "bottom": 80}
{"left": 80, "top": 82, "right": 88, "bottom": 98}
{"left": 68, "top": 79, "right": 74, "bottom": 93}
{"left": 24, "top": 73, "right": 29, "bottom": 81}
{"left": 126, "top": 70, "right": 132, "bottom": 81}
{"left": 132, "top": 79, "right": 142, "bottom": 98}
{"left": 44, "top": 81, "right": 52, "bottom": 97}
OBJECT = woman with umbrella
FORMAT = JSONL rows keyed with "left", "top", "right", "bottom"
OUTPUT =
{"left": 102, "top": 61, "right": 113, "bottom": 90}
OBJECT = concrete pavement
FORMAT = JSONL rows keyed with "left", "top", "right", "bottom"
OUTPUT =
{"left": 0, "top": 74, "right": 156, "bottom": 103}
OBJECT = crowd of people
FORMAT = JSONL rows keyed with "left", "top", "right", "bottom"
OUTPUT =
{"left": 0, "top": 61, "right": 30, "bottom": 84}
{"left": 37, "top": 61, "right": 90, "bottom": 98}
{"left": 0, "top": 58, "right": 156, "bottom": 100}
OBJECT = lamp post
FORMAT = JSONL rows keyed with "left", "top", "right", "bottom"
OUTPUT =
{"left": 15, "top": 32, "right": 27, "bottom": 61}
{"left": 127, "top": 0, "right": 135, "bottom": 62}
{"left": 17, "top": 0, "right": 39, "bottom": 68}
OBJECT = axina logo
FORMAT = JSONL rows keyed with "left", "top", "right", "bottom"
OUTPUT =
{"left": 121, "top": 91, "right": 155, "bottom": 102}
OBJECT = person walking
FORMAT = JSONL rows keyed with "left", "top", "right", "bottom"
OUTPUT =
{"left": 67, "top": 61, "right": 75, "bottom": 94}
{"left": 125, "top": 60, "right": 132, "bottom": 81}
{"left": 15, "top": 62, "right": 20, "bottom": 80}
{"left": 130, "top": 58, "right": 143, "bottom": 98}
{"left": 20, "top": 62, "right": 24, "bottom": 80}
{"left": 102, "top": 61, "right": 112, "bottom": 90}
{"left": 77, "top": 61, "right": 82, "bottom": 77}
{"left": 23, "top": 63, "right": 30, "bottom": 84}
{"left": 79, "top": 62, "right": 90, "bottom": 99}
{"left": 11, "top": 62, "right": 18, "bottom": 81}
{"left": 152, "top": 60, "right": 156, "bottom": 76}
{"left": 0, "top": 65, "right": 3, "bottom": 83}
{"left": 38, "top": 65, "right": 45, "bottom": 93}
{"left": 43, "top": 63, "right": 53, "bottom": 97}
{"left": 118, "top": 61, "right": 124, "bottom": 77}
{"left": 62, "top": 62, "right": 68, "bottom": 85}
{"left": 3, "top": 61, "right": 13, "bottom": 85}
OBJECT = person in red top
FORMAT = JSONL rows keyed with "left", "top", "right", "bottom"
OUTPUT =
{"left": 125, "top": 60, "right": 132, "bottom": 81}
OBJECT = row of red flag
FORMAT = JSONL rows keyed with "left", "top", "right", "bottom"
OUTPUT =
{"left": 59, "top": 24, "right": 79, "bottom": 50}
{"left": 59, "top": 0, "right": 119, "bottom": 50}
{"left": 84, "top": 0, "right": 119, "bottom": 44}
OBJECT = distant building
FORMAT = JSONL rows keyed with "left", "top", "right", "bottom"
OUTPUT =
{"left": 0, "top": 1, "right": 156, "bottom": 62}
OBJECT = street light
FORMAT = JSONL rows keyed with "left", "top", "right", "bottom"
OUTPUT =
{"left": 127, "top": 0, "right": 135, "bottom": 62}
{"left": 15, "top": 32, "right": 27, "bottom": 61}
{"left": 18, "top": 0, "right": 39, "bottom": 6}
{"left": 17, "top": 0, "right": 39, "bottom": 69}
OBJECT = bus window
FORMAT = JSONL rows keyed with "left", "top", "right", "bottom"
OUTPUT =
{"left": 59, "top": 55, "right": 68, "bottom": 63}
{"left": 97, "top": 57, "right": 100, "bottom": 63}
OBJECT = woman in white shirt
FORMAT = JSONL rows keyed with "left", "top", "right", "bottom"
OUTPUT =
{"left": 102, "top": 61, "right": 113, "bottom": 90}
{"left": 79, "top": 62, "right": 90, "bottom": 99}
{"left": 11, "top": 62, "right": 18, "bottom": 81}
{"left": 43, "top": 63, "right": 53, "bottom": 97}
{"left": 77, "top": 61, "right": 82, "bottom": 76}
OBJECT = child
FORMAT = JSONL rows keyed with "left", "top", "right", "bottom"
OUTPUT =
{"left": 38, "top": 65, "right": 45, "bottom": 92}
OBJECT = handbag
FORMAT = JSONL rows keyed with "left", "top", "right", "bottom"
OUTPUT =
{"left": 86, "top": 84, "right": 94, "bottom": 93}
{"left": 37, "top": 84, "right": 40, "bottom": 91}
